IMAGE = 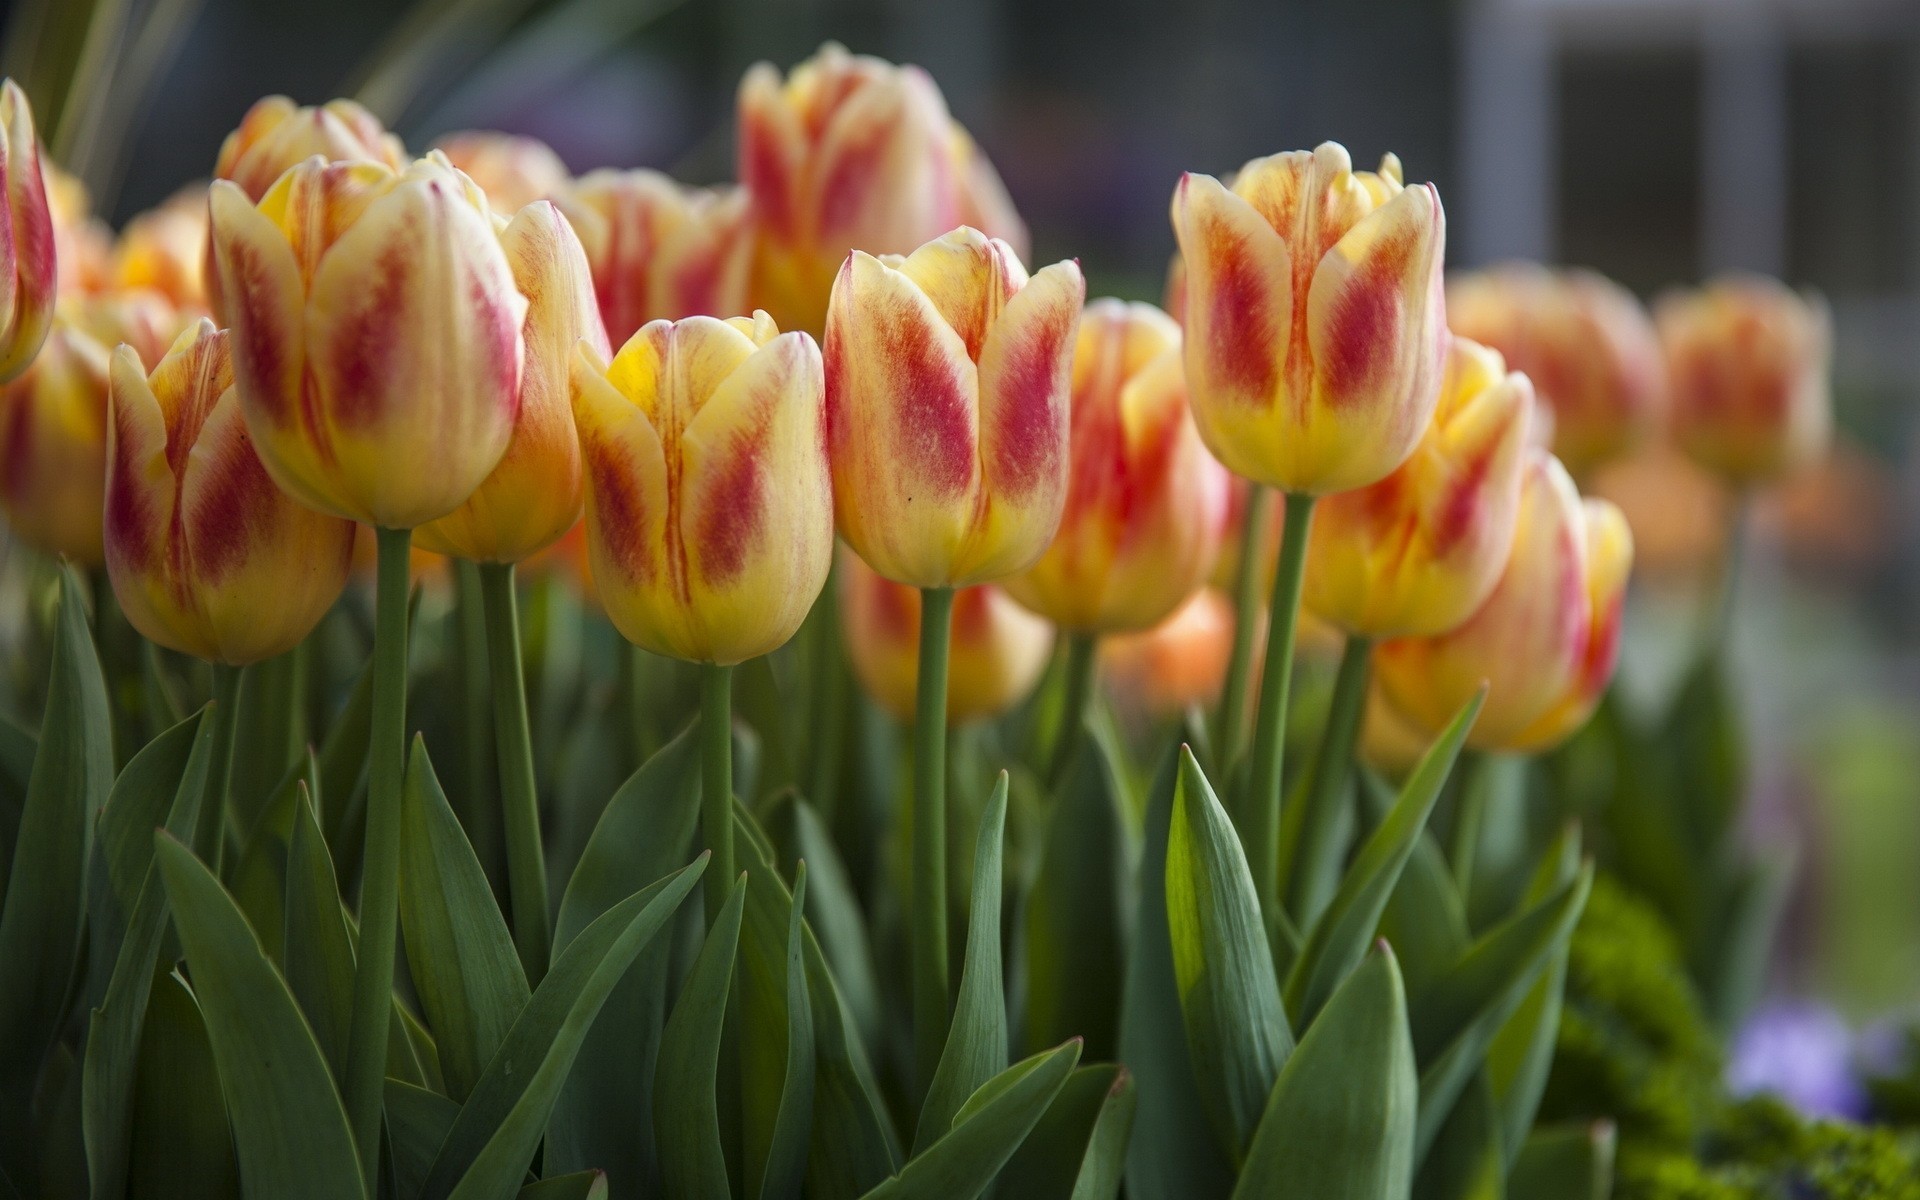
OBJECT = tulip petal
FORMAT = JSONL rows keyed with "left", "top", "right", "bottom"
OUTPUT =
{"left": 103, "top": 345, "right": 174, "bottom": 580}
{"left": 572, "top": 346, "right": 675, "bottom": 652}
{"left": 894, "top": 227, "right": 1028, "bottom": 360}
{"left": 812, "top": 65, "right": 955, "bottom": 255}
{"left": 0, "top": 81, "right": 56, "bottom": 381}
{"left": 738, "top": 62, "right": 804, "bottom": 241}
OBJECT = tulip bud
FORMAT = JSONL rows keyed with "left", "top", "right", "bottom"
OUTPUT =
{"left": 112, "top": 185, "right": 211, "bottom": 312}
{"left": 1170, "top": 143, "right": 1447, "bottom": 495}
{"left": 214, "top": 96, "right": 406, "bottom": 202}
{"left": 1657, "top": 275, "right": 1831, "bottom": 487}
{"left": 572, "top": 311, "right": 832, "bottom": 665}
{"left": 1100, "top": 588, "right": 1236, "bottom": 719}
{"left": 43, "top": 159, "right": 111, "bottom": 300}
{"left": 1304, "top": 335, "right": 1534, "bottom": 638}
{"left": 739, "top": 42, "right": 1029, "bottom": 334}
{"left": 1, "top": 81, "right": 58, "bottom": 383}
{"left": 1002, "top": 299, "right": 1228, "bottom": 632}
{"left": 1448, "top": 264, "right": 1663, "bottom": 474}
{"left": 104, "top": 321, "right": 354, "bottom": 663}
{"left": 1375, "top": 449, "right": 1633, "bottom": 753}
{"left": 0, "top": 291, "right": 183, "bottom": 562}
{"left": 826, "top": 226, "right": 1084, "bottom": 588}
{"left": 558, "top": 170, "right": 753, "bottom": 345}
{"left": 432, "top": 131, "right": 570, "bottom": 215}
{"left": 210, "top": 154, "right": 529, "bottom": 529}
{"left": 414, "top": 200, "right": 609, "bottom": 562}
{"left": 839, "top": 550, "right": 1052, "bottom": 725}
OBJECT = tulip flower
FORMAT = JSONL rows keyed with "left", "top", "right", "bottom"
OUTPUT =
{"left": 214, "top": 95, "right": 406, "bottom": 201}
{"left": 1100, "top": 588, "right": 1236, "bottom": 721}
{"left": 826, "top": 226, "right": 1084, "bottom": 589}
{"left": 433, "top": 130, "right": 570, "bottom": 214}
{"left": 1448, "top": 264, "right": 1663, "bottom": 474}
{"left": 0, "top": 291, "right": 183, "bottom": 562}
{"left": 839, "top": 551, "right": 1052, "bottom": 726}
{"left": 1, "top": 81, "right": 57, "bottom": 383}
{"left": 1375, "top": 449, "right": 1634, "bottom": 754}
{"left": 112, "top": 185, "right": 211, "bottom": 312}
{"left": 44, "top": 159, "right": 111, "bottom": 300}
{"left": 1304, "top": 335, "right": 1534, "bottom": 639}
{"left": 1658, "top": 275, "right": 1831, "bottom": 487}
{"left": 739, "top": 42, "right": 1028, "bottom": 334}
{"left": 104, "top": 320, "right": 353, "bottom": 663}
{"left": 559, "top": 170, "right": 753, "bottom": 345}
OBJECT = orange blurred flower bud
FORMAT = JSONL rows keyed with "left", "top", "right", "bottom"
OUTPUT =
{"left": 1, "top": 82, "right": 59, "bottom": 382}
{"left": 1171, "top": 143, "right": 1447, "bottom": 495}
{"left": 826, "top": 226, "right": 1083, "bottom": 588}
{"left": 1003, "top": 299, "right": 1228, "bottom": 632}
{"left": 42, "top": 158, "right": 112, "bottom": 301}
{"left": 1099, "top": 588, "right": 1236, "bottom": 719}
{"left": 112, "top": 185, "right": 212, "bottom": 312}
{"left": 432, "top": 130, "right": 570, "bottom": 215}
{"left": 214, "top": 96, "right": 406, "bottom": 202}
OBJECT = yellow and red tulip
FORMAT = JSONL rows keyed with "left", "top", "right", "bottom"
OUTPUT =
{"left": 112, "top": 185, "right": 212, "bottom": 312}
{"left": 209, "top": 154, "right": 529, "bottom": 530}
{"left": 1374, "top": 448, "right": 1633, "bottom": 753}
{"left": 1099, "top": 587, "right": 1236, "bottom": 719}
{"left": 825, "top": 226, "right": 1084, "bottom": 588}
{"left": 415, "top": 200, "right": 609, "bottom": 563}
{"left": 839, "top": 551, "right": 1052, "bottom": 725}
{"left": 738, "top": 42, "right": 1028, "bottom": 334}
{"left": 104, "top": 321, "right": 354, "bottom": 663}
{"left": 1170, "top": 142, "right": 1447, "bottom": 495}
{"left": 572, "top": 311, "right": 831, "bottom": 665}
{"left": 0, "top": 291, "right": 183, "bottom": 562}
{"left": 43, "top": 159, "right": 112, "bottom": 300}
{"left": 1, "top": 82, "right": 58, "bottom": 382}
{"left": 214, "top": 96, "right": 406, "bottom": 201}
{"left": 1003, "top": 298, "right": 1228, "bottom": 632}
{"left": 1657, "top": 274, "right": 1831, "bottom": 487}
{"left": 433, "top": 130, "right": 571, "bottom": 215}
{"left": 559, "top": 170, "right": 754, "bottom": 345}
{"left": 1448, "top": 264, "right": 1664, "bottom": 475}
{"left": 1303, "top": 335, "right": 1534, "bottom": 638}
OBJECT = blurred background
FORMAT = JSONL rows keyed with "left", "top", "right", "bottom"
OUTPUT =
{"left": 4, "top": 0, "right": 1918, "bottom": 1019}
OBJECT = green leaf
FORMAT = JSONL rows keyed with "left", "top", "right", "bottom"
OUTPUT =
{"left": 1117, "top": 736, "right": 1235, "bottom": 1199}
{"left": 0, "top": 569, "right": 114, "bottom": 1088}
{"left": 1507, "top": 1121, "right": 1615, "bottom": 1200}
{"left": 1024, "top": 735, "right": 1131, "bottom": 1059}
{"left": 1166, "top": 745, "right": 1290, "bottom": 1160}
{"left": 386, "top": 1078, "right": 459, "bottom": 1200}
{"left": 545, "top": 726, "right": 703, "bottom": 1194}
{"left": 735, "top": 821, "right": 814, "bottom": 1200}
{"left": 653, "top": 872, "right": 747, "bottom": 1200}
{"left": 1377, "top": 832, "right": 1471, "bottom": 999}
{"left": 1485, "top": 825, "right": 1581, "bottom": 1165}
{"left": 284, "top": 785, "right": 358, "bottom": 1081}
{"left": 518, "top": 1171, "right": 609, "bottom": 1200}
{"left": 422, "top": 856, "right": 707, "bottom": 1200}
{"left": 399, "top": 737, "right": 531, "bottom": 1102}
{"left": 762, "top": 792, "right": 880, "bottom": 1051}
{"left": 123, "top": 970, "right": 240, "bottom": 1200}
{"left": 801, "top": 900, "right": 902, "bottom": 1199}
{"left": 85, "top": 708, "right": 202, "bottom": 993}
{"left": 1286, "top": 690, "right": 1482, "bottom": 1027}
{"left": 152, "top": 834, "right": 365, "bottom": 1200}
{"left": 317, "top": 649, "right": 377, "bottom": 882}
{"left": 861, "top": 1040, "right": 1082, "bottom": 1200}
{"left": 917, "top": 774, "right": 1011, "bottom": 1152}
{"left": 1412, "top": 1072, "right": 1503, "bottom": 1200}
{"left": 229, "top": 648, "right": 308, "bottom": 838}
{"left": 995, "top": 1064, "right": 1136, "bottom": 1200}
{"left": 1233, "top": 943, "right": 1416, "bottom": 1200}
{"left": 226, "top": 766, "right": 308, "bottom": 964}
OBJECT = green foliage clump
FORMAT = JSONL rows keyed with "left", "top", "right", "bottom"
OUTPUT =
{"left": 1617, "top": 1096, "right": 1920, "bottom": 1200}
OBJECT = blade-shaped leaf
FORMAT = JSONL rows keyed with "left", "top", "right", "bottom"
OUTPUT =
{"left": 653, "top": 872, "right": 747, "bottom": 1200}
{"left": 399, "top": 737, "right": 531, "bottom": 1102}
{"left": 736, "top": 818, "right": 814, "bottom": 1200}
{"left": 124, "top": 970, "right": 239, "bottom": 1199}
{"left": 917, "top": 774, "right": 1011, "bottom": 1152}
{"left": 762, "top": 792, "right": 881, "bottom": 1052}
{"left": 1166, "top": 745, "right": 1290, "bottom": 1160}
{"left": 152, "top": 834, "right": 365, "bottom": 1200}
{"left": 1410, "top": 1071, "right": 1502, "bottom": 1200}
{"left": 801, "top": 907, "right": 902, "bottom": 1199}
{"left": 386, "top": 1079, "right": 459, "bottom": 1200}
{"left": 1508, "top": 1121, "right": 1615, "bottom": 1200}
{"left": 1233, "top": 944, "right": 1416, "bottom": 1200}
{"left": 1286, "top": 690, "right": 1483, "bottom": 1026}
{"left": 860, "top": 1040, "right": 1082, "bottom": 1200}
{"left": 1377, "top": 832, "right": 1471, "bottom": 999}
{"left": 996, "top": 1064, "right": 1136, "bottom": 1200}
{"left": 284, "top": 785, "right": 358, "bottom": 1081}
{"left": 85, "top": 708, "right": 201, "bottom": 993}
{"left": 518, "top": 1170, "right": 609, "bottom": 1200}
{"left": 1486, "top": 825, "right": 1581, "bottom": 1164}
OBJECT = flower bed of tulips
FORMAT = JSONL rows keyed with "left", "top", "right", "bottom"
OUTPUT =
{"left": 0, "top": 40, "right": 1900, "bottom": 1200}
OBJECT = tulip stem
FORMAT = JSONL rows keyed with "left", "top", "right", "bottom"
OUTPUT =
{"left": 1703, "top": 494, "right": 1750, "bottom": 662}
{"left": 200, "top": 664, "right": 246, "bottom": 871}
{"left": 1051, "top": 631, "right": 1100, "bottom": 784}
{"left": 1279, "top": 634, "right": 1370, "bottom": 926}
{"left": 1216, "top": 486, "right": 1274, "bottom": 770}
{"left": 343, "top": 525, "right": 412, "bottom": 1188}
{"left": 912, "top": 585, "right": 955, "bottom": 1099}
{"left": 699, "top": 661, "right": 735, "bottom": 925}
{"left": 1246, "top": 492, "right": 1315, "bottom": 931}
{"left": 479, "top": 561, "right": 551, "bottom": 985}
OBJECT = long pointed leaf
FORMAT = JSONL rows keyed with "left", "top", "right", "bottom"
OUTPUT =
{"left": 996, "top": 1064, "right": 1136, "bottom": 1200}
{"left": 763, "top": 792, "right": 881, "bottom": 1052}
{"left": 735, "top": 818, "right": 814, "bottom": 1200}
{"left": 124, "top": 970, "right": 239, "bottom": 1199}
{"left": 1486, "top": 824, "right": 1582, "bottom": 1164}
{"left": 284, "top": 785, "right": 358, "bottom": 1081}
{"left": 1508, "top": 1121, "right": 1615, "bottom": 1200}
{"left": 653, "top": 872, "right": 747, "bottom": 1200}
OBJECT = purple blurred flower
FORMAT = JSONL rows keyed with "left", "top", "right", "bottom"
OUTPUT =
{"left": 1728, "top": 1001, "right": 1868, "bottom": 1120}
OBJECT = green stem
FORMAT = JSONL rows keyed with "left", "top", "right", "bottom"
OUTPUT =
{"left": 1050, "top": 631, "right": 1100, "bottom": 784}
{"left": 1245, "top": 493, "right": 1315, "bottom": 930}
{"left": 1451, "top": 751, "right": 1493, "bottom": 901}
{"left": 480, "top": 562, "right": 550, "bottom": 985}
{"left": 343, "top": 526, "right": 411, "bottom": 1187}
{"left": 699, "top": 662, "right": 735, "bottom": 924}
{"left": 1216, "top": 486, "right": 1273, "bottom": 769}
{"left": 1281, "top": 634, "right": 1370, "bottom": 926}
{"left": 453, "top": 561, "right": 499, "bottom": 884}
{"left": 198, "top": 663, "right": 245, "bottom": 871}
{"left": 912, "top": 586, "right": 955, "bottom": 1098}
{"left": 1703, "top": 494, "right": 1750, "bottom": 662}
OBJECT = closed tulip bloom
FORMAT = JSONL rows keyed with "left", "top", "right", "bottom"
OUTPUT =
{"left": 433, "top": 131, "right": 570, "bottom": 215}
{"left": 104, "top": 321, "right": 354, "bottom": 663}
{"left": 1658, "top": 275, "right": 1831, "bottom": 486}
{"left": 826, "top": 226, "right": 1084, "bottom": 588}
{"left": 572, "top": 311, "right": 831, "bottom": 665}
{"left": 1100, "top": 588, "right": 1236, "bottom": 718}
{"left": 1, "top": 82, "right": 57, "bottom": 382}
{"left": 112, "top": 185, "right": 211, "bottom": 311}
{"left": 559, "top": 170, "right": 753, "bottom": 345}
{"left": 1304, "top": 335, "right": 1534, "bottom": 638}
{"left": 1171, "top": 142, "right": 1447, "bottom": 495}
{"left": 1448, "top": 264, "right": 1663, "bottom": 474}
{"left": 1375, "top": 449, "right": 1634, "bottom": 753}
{"left": 1003, "top": 299, "right": 1228, "bottom": 631}
{"left": 210, "top": 154, "right": 529, "bottom": 529}
{"left": 415, "top": 201, "right": 609, "bottom": 562}
{"left": 739, "top": 42, "right": 1028, "bottom": 334}
{"left": 0, "top": 291, "right": 181, "bottom": 561}
{"left": 839, "top": 551, "right": 1052, "bottom": 725}
{"left": 215, "top": 95, "right": 406, "bottom": 201}
{"left": 43, "top": 159, "right": 112, "bottom": 300}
